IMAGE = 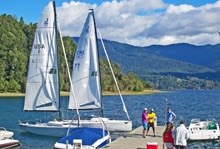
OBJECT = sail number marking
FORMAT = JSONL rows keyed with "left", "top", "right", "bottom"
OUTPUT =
{"left": 34, "top": 44, "right": 46, "bottom": 54}
{"left": 74, "top": 63, "right": 80, "bottom": 71}
{"left": 76, "top": 51, "right": 84, "bottom": 59}
{"left": 31, "top": 59, "right": 42, "bottom": 63}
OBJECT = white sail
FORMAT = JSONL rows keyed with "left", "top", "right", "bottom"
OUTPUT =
{"left": 69, "top": 11, "right": 101, "bottom": 110}
{"left": 24, "top": 2, "right": 59, "bottom": 111}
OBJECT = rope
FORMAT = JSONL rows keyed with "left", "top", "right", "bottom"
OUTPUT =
{"left": 97, "top": 28, "right": 130, "bottom": 121}
{"left": 112, "top": 110, "right": 124, "bottom": 120}
{"left": 58, "top": 23, "right": 80, "bottom": 122}
{"left": 97, "top": 110, "right": 100, "bottom": 117}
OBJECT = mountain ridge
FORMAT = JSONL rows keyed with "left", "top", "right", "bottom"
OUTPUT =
{"left": 72, "top": 37, "right": 217, "bottom": 73}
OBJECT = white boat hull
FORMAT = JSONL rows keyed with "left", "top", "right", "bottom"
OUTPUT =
{"left": 0, "top": 139, "right": 22, "bottom": 149}
{"left": 188, "top": 118, "right": 220, "bottom": 141}
{"left": 54, "top": 127, "right": 111, "bottom": 149}
{"left": 54, "top": 135, "right": 110, "bottom": 149}
{"left": 0, "top": 127, "right": 22, "bottom": 149}
{"left": 19, "top": 118, "right": 132, "bottom": 137}
{"left": 19, "top": 122, "right": 77, "bottom": 137}
{"left": 189, "top": 130, "right": 219, "bottom": 140}
{"left": 79, "top": 118, "right": 132, "bottom": 132}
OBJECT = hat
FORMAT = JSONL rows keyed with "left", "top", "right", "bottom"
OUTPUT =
{"left": 151, "top": 109, "right": 154, "bottom": 112}
{"left": 144, "top": 108, "right": 148, "bottom": 111}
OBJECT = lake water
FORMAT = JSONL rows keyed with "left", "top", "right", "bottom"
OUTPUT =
{"left": 0, "top": 90, "right": 220, "bottom": 148}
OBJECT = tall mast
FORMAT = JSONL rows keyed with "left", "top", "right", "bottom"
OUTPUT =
{"left": 53, "top": 0, "right": 61, "bottom": 120}
{"left": 90, "top": 9, "right": 104, "bottom": 117}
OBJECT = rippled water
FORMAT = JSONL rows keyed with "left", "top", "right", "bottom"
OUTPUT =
{"left": 0, "top": 90, "right": 219, "bottom": 148}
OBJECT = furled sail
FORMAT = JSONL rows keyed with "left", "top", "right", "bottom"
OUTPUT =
{"left": 69, "top": 11, "right": 101, "bottom": 110}
{"left": 24, "top": 2, "right": 59, "bottom": 111}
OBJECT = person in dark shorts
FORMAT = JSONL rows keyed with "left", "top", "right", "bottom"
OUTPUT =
{"left": 147, "top": 109, "right": 156, "bottom": 137}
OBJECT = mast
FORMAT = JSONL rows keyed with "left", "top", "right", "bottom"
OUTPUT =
{"left": 53, "top": 0, "right": 61, "bottom": 120}
{"left": 90, "top": 9, "right": 104, "bottom": 117}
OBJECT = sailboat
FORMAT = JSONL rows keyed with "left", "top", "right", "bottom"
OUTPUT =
{"left": 54, "top": 10, "right": 112, "bottom": 148}
{"left": 54, "top": 116, "right": 111, "bottom": 149}
{"left": 68, "top": 9, "right": 132, "bottom": 132}
{"left": 20, "top": 3, "right": 131, "bottom": 137}
{"left": 19, "top": 1, "right": 78, "bottom": 137}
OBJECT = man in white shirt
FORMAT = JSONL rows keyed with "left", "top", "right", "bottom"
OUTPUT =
{"left": 172, "top": 120, "right": 189, "bottom": 149}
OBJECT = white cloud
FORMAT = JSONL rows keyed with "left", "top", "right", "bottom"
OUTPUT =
{"left": 166, "top": 4, "right": 195, "bottom": 14}
{"left": 57, "top": 1, "right": 97, "bottom": 36}
{"left": 57, "top": 0, "right": 220, "bottom": 46}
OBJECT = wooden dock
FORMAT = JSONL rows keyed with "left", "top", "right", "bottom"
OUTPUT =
{"left": 102, "top": 126, "right": 165, "bottom": 149}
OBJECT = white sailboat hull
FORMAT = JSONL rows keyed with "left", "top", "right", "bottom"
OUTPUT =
{"left": 79, "top": 118, "right": 132, "bottom": 132}
{"left": 19, "top": 118, "right": 132, "bottom": 137}
{"left": 54, "top": 135, "right": 110, "bottom": 149}
{"left": 19, "top": 122, "right": 77, "bottom": 137}
{"left": 54, "top": 127, "right": 111, "bottom": 149}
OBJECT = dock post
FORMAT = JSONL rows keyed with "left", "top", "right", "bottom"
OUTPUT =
{"left": 165, "top": 99, "right": 167, "bottom": 126}
{"left": 164, "top": 99, "right": 167, "bottom": 149}
{"left": 66, "top": 140, "right": 68, "bottom": 149}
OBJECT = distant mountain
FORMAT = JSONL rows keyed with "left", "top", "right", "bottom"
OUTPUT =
{"left": 72, "top": 37, "right": 215, "bottom": 74}
{"left": 145, "top": 43, "right": 220, "bottom": 71}
{"left": 72, "top": 37, "right": 220, "bottom": 89}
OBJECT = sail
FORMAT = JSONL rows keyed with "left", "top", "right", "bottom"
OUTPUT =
{"left": 24, "top": 2, "right": 59, "bottom": 111}
{"left": 69, "top": 11, "right": 101, "bottom": 110}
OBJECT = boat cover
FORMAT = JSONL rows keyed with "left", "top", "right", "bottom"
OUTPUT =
{"left": 58, "top": 127, "right": 108, "bottom": 146}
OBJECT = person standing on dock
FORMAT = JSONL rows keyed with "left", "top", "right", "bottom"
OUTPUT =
{"left": 172, "top": 120, "right": 189, "bottom": 149}
{"left": 142, "top": 108, "right": 148, "bottom": 138}
{"left": 147, "top": 109, "right": 156, "bottom": 137}
{"left": 167, "top": 108, "right": 176, "bottom": 125}
{"left": 163, "top": 123, "right": 174, "bottom": 149}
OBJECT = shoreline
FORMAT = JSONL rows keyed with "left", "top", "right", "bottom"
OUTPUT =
{"left": 0, "top": 90, "right": 169, "bottom": 97}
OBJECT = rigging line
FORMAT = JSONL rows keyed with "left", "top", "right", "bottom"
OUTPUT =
{"left": 57, "top": 23, "right": 80, "bottom": 122}
{"left": 112, "top": 110, "right": 124, "bottom": 120}
{"left": 97, "top": 28, "right": 130, "bottom": 121}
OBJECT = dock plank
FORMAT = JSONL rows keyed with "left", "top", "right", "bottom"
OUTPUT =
{"left": 102, "top": 126, "right": 165, "bottom": 149}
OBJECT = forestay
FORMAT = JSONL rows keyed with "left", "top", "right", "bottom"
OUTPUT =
{"left": 69, "top": 12, "right": 101, "bottom": 110}
{"left": 24, "top": 2, "right": 59, "bottom": 111}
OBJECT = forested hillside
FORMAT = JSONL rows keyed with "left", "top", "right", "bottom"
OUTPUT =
{"left": 0, "top": 14, "right": 151, "bottom": 93}
{"left": 145, "top": 43, "right": 220, "bottom": 71}
{"left": 73, "top": 37, "right": 214, "bottom": 73}
{"left": 73, "top": 37, "right": 220, "bottom": 90}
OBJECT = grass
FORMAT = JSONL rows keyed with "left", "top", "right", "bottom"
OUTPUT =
{"left": 0, "top": 90, "right": 168, "bottom": 97}
{"left": 102, "top": 89, "right": 168, "bottom": 96}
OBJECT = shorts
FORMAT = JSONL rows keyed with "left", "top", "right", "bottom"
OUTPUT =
{"left": 167, "top": 122, "right": 173, "bottom": 125}
{"left": 165, "top": 142, "right": 174, "bottom": 148}
{"left": 175, "top": 145, "right": 186, "bottom": 149}
{"left": 143, "top": 123, "right": 147, "bottom": 130}
{"left": 147, "top": 122, "right": 155, "bottom": 131}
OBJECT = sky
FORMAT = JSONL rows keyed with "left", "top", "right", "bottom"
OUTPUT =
{"left": 1, "top": 0, "right": 220, "bottom": 46}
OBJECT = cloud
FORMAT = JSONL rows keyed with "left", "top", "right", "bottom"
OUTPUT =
{"left": 57, "top": 1, "right": 97, "bottom": 36}
{"left": 57, "top": 0, "right": 220, "bottom": 46}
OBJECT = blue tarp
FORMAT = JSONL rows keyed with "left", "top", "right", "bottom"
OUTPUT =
{"left": 58, "top": 127, "right": 108, "bottom": 147}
